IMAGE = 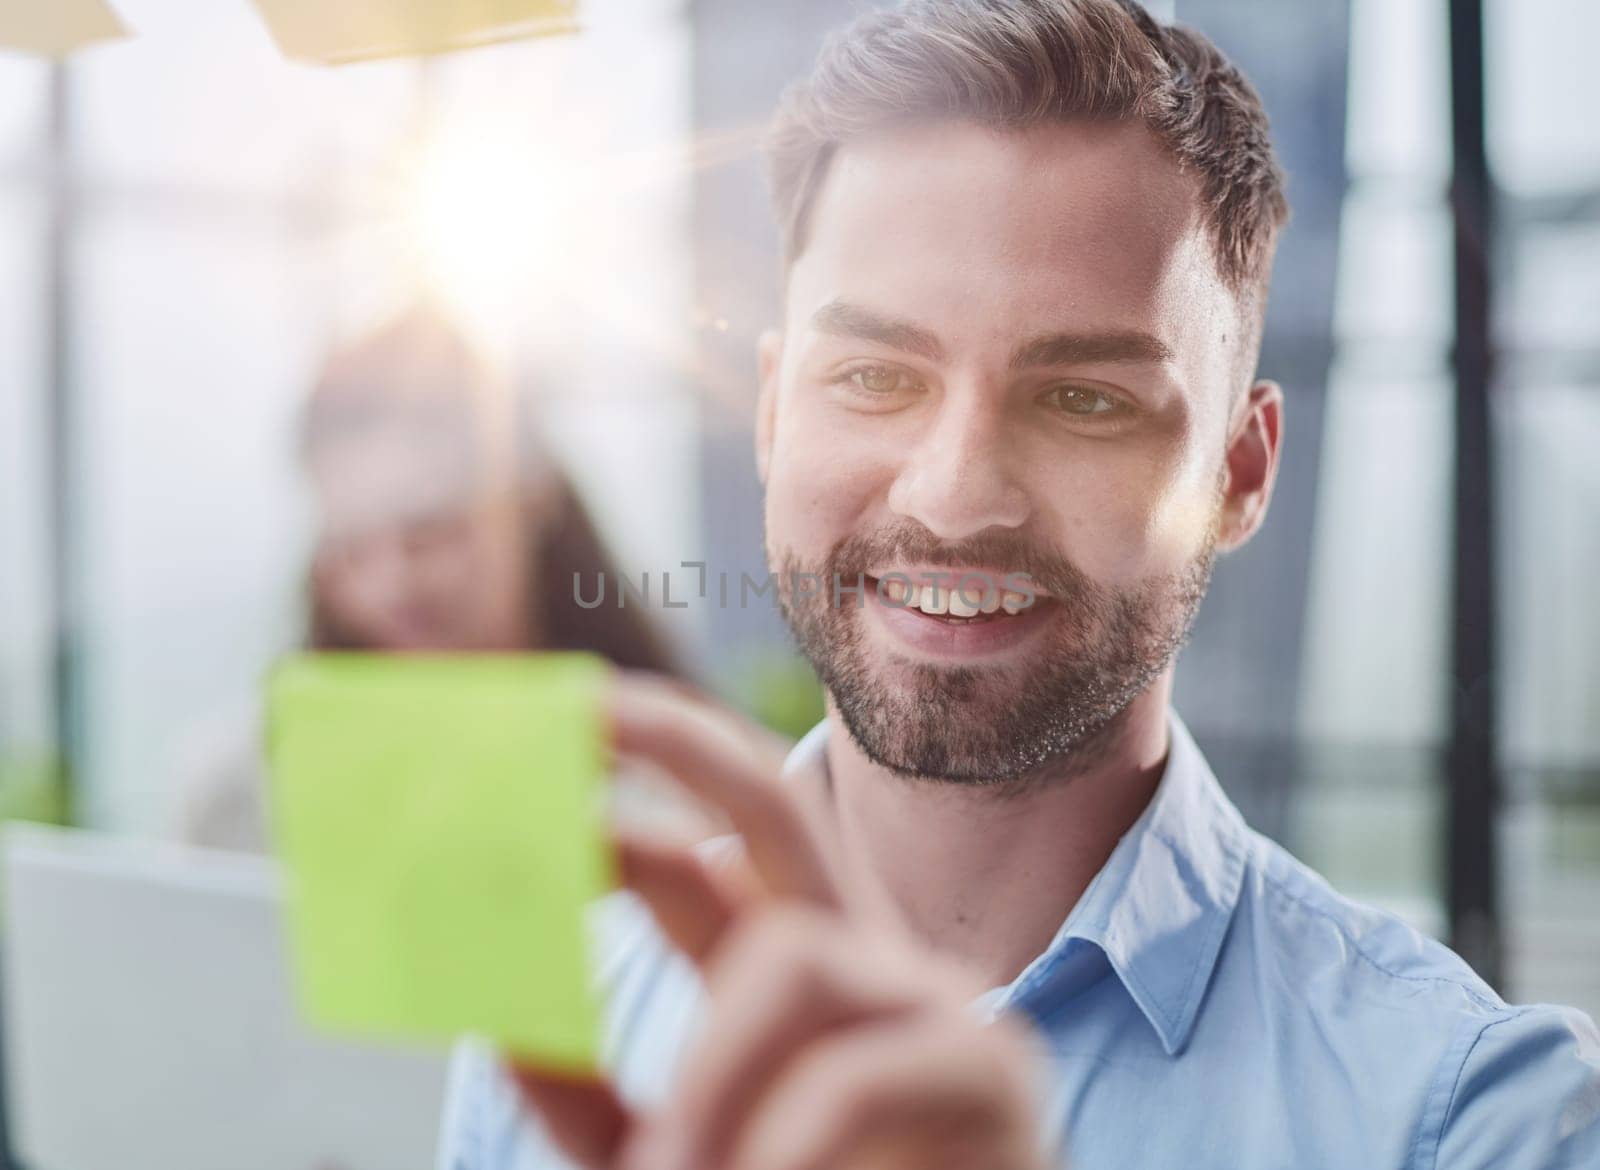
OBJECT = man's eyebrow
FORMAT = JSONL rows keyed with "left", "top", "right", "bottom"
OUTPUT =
{"left": 810, "top": 300, "right": 945, "bottom": 362}
{"left": 1009, "top": 330, "right": 1175, "bottom": 370}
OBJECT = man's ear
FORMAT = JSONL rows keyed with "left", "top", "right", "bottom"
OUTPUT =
{"left": 754, "top": 328, "right": 783, "bottom": 486}
{"left": 1216, "top": 379, "right": 1284, "bottom": 553}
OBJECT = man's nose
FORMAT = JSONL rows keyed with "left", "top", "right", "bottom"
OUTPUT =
{"left": 885, "top": 392, "right": 1030, "bottom": 540}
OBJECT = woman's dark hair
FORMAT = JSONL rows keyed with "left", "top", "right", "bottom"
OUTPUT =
{"left": 301, "top": 304, "right": 684, "bottom": 679}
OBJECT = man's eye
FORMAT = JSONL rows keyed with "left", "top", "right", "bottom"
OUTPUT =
{"left": 1043, "top": 385, "right": 1121, "bottom": 416}
{"left": 844, "top": 365, "right": 919, "bottom": 396}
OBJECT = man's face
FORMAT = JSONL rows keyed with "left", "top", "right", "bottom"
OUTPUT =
{"left": 759, "top": 119, "right": 1273, "bottom": 785}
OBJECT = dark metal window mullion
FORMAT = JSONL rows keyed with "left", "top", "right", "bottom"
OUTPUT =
{"left": 1445, "top": 0, "right": 1502, "bottom": 990}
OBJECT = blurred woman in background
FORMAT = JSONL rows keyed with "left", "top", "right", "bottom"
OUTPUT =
{"left": 177, "top": 304, "right": 684, "bottom": 851}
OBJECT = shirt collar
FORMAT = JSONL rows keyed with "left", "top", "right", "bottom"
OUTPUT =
{"left": 780, "top": 708, "right": 1248, "bottom": 1058}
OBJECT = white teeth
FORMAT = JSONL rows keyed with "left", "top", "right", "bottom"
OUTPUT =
{"left": 878, "top": 572, "right": 1034, "bottom": 617}
{"left": 947, "top": 588, "right": 981, "bottom": 617}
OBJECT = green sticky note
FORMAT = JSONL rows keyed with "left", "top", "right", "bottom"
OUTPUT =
{"left": 266, "top": 652, "right": 615, "bottom": 1072}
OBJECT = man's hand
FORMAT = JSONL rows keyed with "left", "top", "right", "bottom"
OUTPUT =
{"left": 510, "top": 673, "right": 1051, "bottom": 1170}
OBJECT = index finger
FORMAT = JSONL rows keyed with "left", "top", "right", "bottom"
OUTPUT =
{"left": 606, "top": 673, "right": 841, "bottom": 911}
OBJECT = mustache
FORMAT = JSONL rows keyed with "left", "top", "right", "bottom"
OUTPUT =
{"left": 821, "top": 520, "right": 1097, "bottom": 602}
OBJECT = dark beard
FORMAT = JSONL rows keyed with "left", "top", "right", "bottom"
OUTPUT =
{"left": 774, "top": 520, "right": 1216, "bottom": 788}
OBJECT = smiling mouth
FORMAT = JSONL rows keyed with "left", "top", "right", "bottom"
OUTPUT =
{"left": 861, "top": 574, "right": 1050, "bottom": 623}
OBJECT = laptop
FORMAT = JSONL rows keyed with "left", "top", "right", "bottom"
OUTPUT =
{"left": 0, "top": 824, "right": 450, "bottom": 1170}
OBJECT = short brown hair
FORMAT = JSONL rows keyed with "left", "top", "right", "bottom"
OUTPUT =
{"left": 767, "top": 0, "right": 1288, "bottom": 305}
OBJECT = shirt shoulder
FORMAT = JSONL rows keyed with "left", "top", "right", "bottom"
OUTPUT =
{"left": 1225, "top": 831, "right": 1600, "bottom": 1169}
{"left": 1242, "top": 829, "right": 1500, "bottom": 1013}
{"left": 1425, "top": 1000, "right": 1600, "bottom": 1170}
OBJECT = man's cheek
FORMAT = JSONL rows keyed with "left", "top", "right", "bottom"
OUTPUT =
{"left": 1062, "top": 449, "right": 1204, "bottom": 575}
{"left": 1130, "top": 457, "right": 1224, "bottom": 564}
{"left": 772, "top": 443, "right": 878, "bottom": 528}
{"left": 764, "top": 465, "right": 837, "bottom": 562}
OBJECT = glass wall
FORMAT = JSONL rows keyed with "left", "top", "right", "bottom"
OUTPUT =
{"left": 1289, "top": 0, "right": 1600, "bottom": 1016}
{"left": 0, "top": 0, "right": 695, "bottom": 835}
{"left": 0, "top": 0, "right": 1594, "bottom": 1017}
{"left": 1293, "top": 0, "right": 1455, "bottom": 934}
{"left": 1486, "top": 0, "right": 1600, "bottom": 1014}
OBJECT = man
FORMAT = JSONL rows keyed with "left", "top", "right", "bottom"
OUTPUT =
{"left": 439, "top": 1, "right": 1600, "bottom": 1167}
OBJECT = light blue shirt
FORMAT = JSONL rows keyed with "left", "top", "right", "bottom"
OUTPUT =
{"left": 438, "top": 710, "right": 1600, "bottom": 1169}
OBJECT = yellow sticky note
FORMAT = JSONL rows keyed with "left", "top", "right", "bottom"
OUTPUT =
{"left": 0, "top": 0, "right": 126, "bottom": 57}
{"left": 266, "top": 652, "right": 616, "bottom": 1072}
{"left": 249, "top": 0, "right": 578, "bottom": 64}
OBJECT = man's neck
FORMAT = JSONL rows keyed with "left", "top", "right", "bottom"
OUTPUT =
{"left": 812, "top": 677, "right": 1174, "bottom": 991}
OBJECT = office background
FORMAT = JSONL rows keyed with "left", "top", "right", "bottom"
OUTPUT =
{"left": 0, "top": 0, "right": 1595, "bottom": 1037}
